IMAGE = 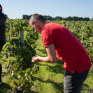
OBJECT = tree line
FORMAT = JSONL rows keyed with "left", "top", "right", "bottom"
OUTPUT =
{"left": 22, "top": 15, "right": 93, "bottom": 21}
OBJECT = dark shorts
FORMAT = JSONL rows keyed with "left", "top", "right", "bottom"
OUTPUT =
{"left": 64, "top": 69, "right": 89, "bottom": 93}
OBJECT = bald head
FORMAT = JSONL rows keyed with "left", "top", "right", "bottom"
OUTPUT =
{"left": 29, "top": 14, "right": 46, "bottom": 25}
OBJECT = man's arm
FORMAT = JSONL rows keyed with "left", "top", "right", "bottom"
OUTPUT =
{"left": 32, "top": 44, "right": 57, "bottom": 63}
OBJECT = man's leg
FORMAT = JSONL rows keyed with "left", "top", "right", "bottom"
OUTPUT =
{"left": 64, "top": 69, "right": 89, "bottom": 93}
{"left": 76, "top": 69, "right": 89, "bottom": 93}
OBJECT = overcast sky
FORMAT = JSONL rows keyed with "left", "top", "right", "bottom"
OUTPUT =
{"left": 1, "top": 0, "right": 93, "bottom": 19}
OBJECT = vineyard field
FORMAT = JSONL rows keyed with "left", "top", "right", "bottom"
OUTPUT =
{"left": 0, "top": 19, "right": 93, "bottom": 93}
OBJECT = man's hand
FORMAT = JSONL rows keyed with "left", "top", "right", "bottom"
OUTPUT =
{"left": 32, "top": 56, "right": 40, "bottom": 63}
{"left": 32, "top": 44, "right": 57, "bottom": 63}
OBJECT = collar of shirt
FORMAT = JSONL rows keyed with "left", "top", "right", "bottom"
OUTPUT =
{"left": 41, "top": 22, "right": 50, "bottom": 33}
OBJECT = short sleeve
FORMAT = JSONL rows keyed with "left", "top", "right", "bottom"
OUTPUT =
{"left": 41, "top": 29, "right": 54, "bottom": 48}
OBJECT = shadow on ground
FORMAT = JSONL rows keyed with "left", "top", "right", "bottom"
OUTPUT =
{"left": 39, "top": 60, "right": 65, "bottom": 74}
{"left": 32, "top": 76, "right": 64, "bottom": 93}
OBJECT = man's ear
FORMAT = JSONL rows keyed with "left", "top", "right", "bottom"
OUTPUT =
{"left": 35, "top": 20, "right": 40, "bottom": 25}
{"left": 34, "top": 20, "right": 37, "bottom": 23}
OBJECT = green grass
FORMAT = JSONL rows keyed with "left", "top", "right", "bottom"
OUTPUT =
{"left": 0, "top": 33, "right": 93, "bottom": 93}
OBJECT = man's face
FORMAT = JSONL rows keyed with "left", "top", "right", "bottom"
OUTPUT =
{"left": 30, "top": 20, "right": 41, "bottom": 33}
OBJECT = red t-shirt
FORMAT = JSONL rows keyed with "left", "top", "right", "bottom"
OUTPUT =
{"left": 41, "top": 22, "right": 92, "bottom": 74}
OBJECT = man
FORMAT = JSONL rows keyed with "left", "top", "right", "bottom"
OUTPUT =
{"left": 29, "top": 14, "right": 92, "bottom": 93}
{"left": 0, "top": 4, "right": 6, "bottom": 86}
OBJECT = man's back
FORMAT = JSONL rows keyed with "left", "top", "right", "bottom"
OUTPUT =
{"left": 41, "top": 22, "right": 92, "bottom": 74}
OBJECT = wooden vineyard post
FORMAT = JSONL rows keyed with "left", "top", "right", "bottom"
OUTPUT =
{"left": 20, "top": 31, "right": 24, "bottom": 44}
